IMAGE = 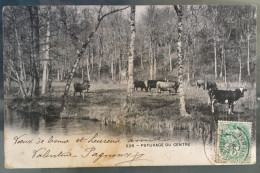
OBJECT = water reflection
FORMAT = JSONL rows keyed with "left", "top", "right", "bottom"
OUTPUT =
{"left": 5, "top": 108, "right": 214, "bottom": 142}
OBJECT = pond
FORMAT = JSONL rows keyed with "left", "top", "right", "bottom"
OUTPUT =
{"left": 4, "top": 107, "right": 212, "bottom": 143}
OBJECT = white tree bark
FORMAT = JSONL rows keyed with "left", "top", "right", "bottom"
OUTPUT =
{"left": 149, "top": 41, "right": 153, "bottom": 79}
{"left": 15, "top": 26, "right": 25, "bottom": 84}
{"left": 127, "top": 6, "right": 136, "bottom": 96}
{"left": 57, "top": 68, "right": 60, "bottom": 82}
{"left": 239, "top": 57, "right": 242, "bottom": 84}
{"left": 220, "top": 45, "right": 224, "bottom": 78}
{"left": 41, "top": 6, "right": 51, "bottom": 95}
{"left": 91, "top": 48, "right": 94, "bottom": 78}
{"left": 214, "top": 28, "right": 217, "bottom": 79}
{"left": 174, "top": 5, "right": 189, "bottom": 117}
{"left": 247, "top": 34, "right": 251, "bottom": 76}
{"left": 187, "top": 46, "right": 190, "bottom": 85}
{"left": 153, "top": 47, "right": 157, "bottom": 80}
{"left": 169, "top": 44, "right": 172, "bottom": 71}
{"left": 140, "top": 52, "right": 144, "bottom": 70}
{"left": 81, "top": 66, "right": 84, "bottom": 82}
{"left": 224, "top": 48, "right": 227, "bottom": 85}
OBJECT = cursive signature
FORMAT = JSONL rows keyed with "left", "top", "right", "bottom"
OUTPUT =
{"left": 32, "top": 147, "right": 77, "bottom": 158}
{"left": 81, "top": 147, "right": 149, "bottom": 165}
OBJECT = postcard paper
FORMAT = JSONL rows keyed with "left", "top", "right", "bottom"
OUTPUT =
{"left": 3, "top": 5, "right": 256, "bottom": 168}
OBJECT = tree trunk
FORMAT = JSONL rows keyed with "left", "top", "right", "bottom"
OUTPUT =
{"left": 41, "top": 6, "right": 51, "bottom": 95}
{"left": 91, "top": 48, "right": 94, "bottom": 79}
{"left": 33, "top": 7, "right": 40, "bottom": 97}
{"left": 47, "top": 65, "right": 49, "bottom": 82}
{"left": 247, "top": 34, "right": 251, "bottom": 76}
{"left": 111, "top": 48, "right": 115, "bottom": 81}
{"left": 154, "top": 58, "right": 157, "bottom": 80}
{"left": 153, "top": 46, "right": 157, "bottom": 80}
{"left": 28, "top": 6, "right": 40, "bottom": 97}
{"left": 57, "top": 68, "right": 60, "bottom": 82}
{"left": 14, "top": 18, "right": 27, "bottom": 98}
{"left": 124, "top": 6, "right": 136, "bottom": 112}
{"left": 61, "top": 66, "right": 64, "bottom": 81}
{"left": 118, "top": 47, "right": 122, "bottom": 82}
{"left": 238, "top": 36, "right": 243, "bottom": 84}
{"left": 86, "top": 63, "right": 90, "bottom": 82}
{"left": 213, "top": 9, "right": 218, "bottom": 79}
{"left": 98, "top": 58, "right": 102, "bottom": 80}
{"left": 174, "top": 5, "right": 189, "bottom": 117}
{"left": 15, "top": 26, "right": 24, "bottom": 81}
{"left": 239, "top": 58, "right": 242, "bottom": 84}
{"left": 41, "top": 61, "right": 48, "bottom": 95}
{"left": 238, "top": 51, "right": 242, "bottom": 84}
{"left": 169, "top": 44, "right": 172, "bottom": 71}
{"left": 186, "top": 46, "right": 190, "bottom": 85}
{"left": 187, "top": 56, "right": 190, "bottom": 85}
{"left": 214, "top": 28, "right": 217, "bottom": 79}
{"left": 118, "top": 36, "right": 122, "bottom": 82}
{"left": 7, "top": 58, "right": 28, "bottom": 98}
{"left": 183, "top": 46, "right": 187, "bottom": 85}
{"left": 127, "top": 6, "right": 136, "bottom": 96}
{"left": 149, "top": 41, "right": 153, "bottom": 79}
{"left": 87, "top": 48, "right": 91, "bottom": 81}
{"left": 220, "top": 45, "right": 224, "bottom": 78}
{"left": 81, "top": 67, "right": 84, "bottom": 82}
{"left": 22, "top": 62, "right": 26, "bottom": 81}
{"left": 98, "top": 35, "right": 103, "bottom": 81}
{"left": 140, "top": 52, "right": 144, "bottom": 70}
{"left": 224, "top": 48, "right": 227, "bottom": 85}
{"left": 192, "top": 38, "right": 196, "bottom": 81}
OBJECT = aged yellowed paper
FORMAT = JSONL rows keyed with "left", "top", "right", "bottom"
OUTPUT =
{"left": 4, "top": 5, "right": 256, "bottom": 168}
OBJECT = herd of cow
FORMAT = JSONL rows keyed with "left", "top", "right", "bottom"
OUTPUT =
{"left": 134, "top": 80, "right": 179, "bottom": 94}
{"left": 73, "top": 79, "right": 248, "bottom": 115}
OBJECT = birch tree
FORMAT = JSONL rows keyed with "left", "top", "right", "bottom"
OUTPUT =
{"left": 174, "top": 5, "right": 189, "bottom": 117}
{"left": 123, "top": 6, "right": 136, "bottom": 112}
{"left": 127, "top": 6, "right": 136, "bottom": 96}
{"left": 41, "top": 6, "right": 51, "bottom": 95}
{"left": 241, "top": 6, "right": 256, "bottom": 76}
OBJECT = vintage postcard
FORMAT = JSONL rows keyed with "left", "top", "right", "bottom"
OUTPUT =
{"left": 3, "top": 5, "right": 256, "bottom": 168}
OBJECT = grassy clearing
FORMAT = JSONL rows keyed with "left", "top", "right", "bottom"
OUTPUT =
{"left": 6, "top": 80, "right": 256, "bottom": 141}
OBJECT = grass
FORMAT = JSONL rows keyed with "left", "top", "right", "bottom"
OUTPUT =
{"left": 5, "top": 80, "right": 256, "bottom": 141}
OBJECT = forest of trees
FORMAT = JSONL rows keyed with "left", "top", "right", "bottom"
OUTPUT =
{"left": 3, "top": 5, "right": 256, "bottom": 100}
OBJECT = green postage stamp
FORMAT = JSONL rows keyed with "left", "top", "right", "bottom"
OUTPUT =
{"left": 216, "top": 121, "right": 252, "bottom": 164}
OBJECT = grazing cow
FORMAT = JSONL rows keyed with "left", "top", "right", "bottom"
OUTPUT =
{"left": 206, "top": 81, "right": 218, "bottom": 91}
{"left": 209, "top": 88, "right": 247, "bottom": 114}
{"left": 74, "top": 80, "right": 90, "bottom": 98}
{"left": 156, "top": 81, "right": 179, "bottom": 94}
{"left": 134, "top": 80, "right": 147, "bottom": 91}
{"left": 196, "top": 80, "right": 205, "bottom": 89}
{"left": 146, "top": 80, "right": 160, "bottom": 92}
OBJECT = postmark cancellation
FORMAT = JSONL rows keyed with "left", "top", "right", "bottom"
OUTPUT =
{"left": 216, "top": 121, "right": 252, "bottom": 164}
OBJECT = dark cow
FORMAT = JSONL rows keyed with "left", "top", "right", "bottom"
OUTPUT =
{"left": 196, "top": 80, "right": 205, "bottom": 89}
{"left": 74, "top": 80, "right": 90, "bottom": 98}
{"left": 209, "top": 88, "right": 247, "bottom": 114}
{"left": 146, "top": 80, "right": 159, "bottom": 92}
{"left": 156, "top": 81, "right": 179, "bottom": 94}
{"left": 134, "top": 80, "right": 147, "bottom": 91}
{"left": 206, "top": 81, "right": 218, "bottom": 91}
